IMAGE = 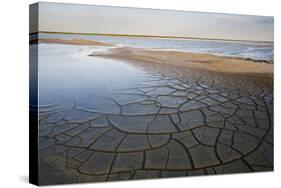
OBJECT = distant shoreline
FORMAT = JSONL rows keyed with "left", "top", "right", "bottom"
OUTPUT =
{"left": 30, "top": 31, "right": 274, "bottom": 44}
{"left": 30, "top": 38, "right": 114, "bottom": 46}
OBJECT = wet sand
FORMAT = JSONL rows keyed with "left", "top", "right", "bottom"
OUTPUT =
{"left": 90, "top": 47, "right": 273, "bottom": 74}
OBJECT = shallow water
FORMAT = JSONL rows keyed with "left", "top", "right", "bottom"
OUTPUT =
{"left": 38, "top": 33, "right": 274, "bottom": 61}
{"left": 37, "top": 43, "right": 150, "bottom": 107}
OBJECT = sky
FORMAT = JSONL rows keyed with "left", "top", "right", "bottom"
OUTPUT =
{"left": 35, "top": 2, "right": 274, "bottom": 41}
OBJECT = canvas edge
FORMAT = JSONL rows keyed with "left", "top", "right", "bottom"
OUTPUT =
{"left": 29, "top": 2, "right": 39, "bottom": 186}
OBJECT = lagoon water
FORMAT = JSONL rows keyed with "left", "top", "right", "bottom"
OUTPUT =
{"left": 36, "top": 43, "right": 150, "bottom": 107}
{"left": 38, "top": 33, "right": 274, "bottom": 61}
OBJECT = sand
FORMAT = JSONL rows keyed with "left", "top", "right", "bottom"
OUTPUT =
{"left": 90, "top": 47, "right": 273, "bottom": 74}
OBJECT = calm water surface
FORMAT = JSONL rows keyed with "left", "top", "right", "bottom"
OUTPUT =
{"left": 36, "top": 43, "right": 152, "bottom": 107}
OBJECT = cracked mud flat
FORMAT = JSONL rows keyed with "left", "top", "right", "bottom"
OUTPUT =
{"left": 33, "top": 43, "right": 273, "bottom": 185}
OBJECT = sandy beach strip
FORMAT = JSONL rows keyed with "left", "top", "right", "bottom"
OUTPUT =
{"left": 30, "top": 38, "right": 114, "bottom": 46}
{"left": 31, "top": 38, "right": 273, "bottom": 74}
{"left": 90, "top": 47, "right": 273, "bottom": 74}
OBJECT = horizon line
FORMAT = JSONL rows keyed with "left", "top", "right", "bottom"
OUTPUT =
{"left": 30, "top": 31, "right": 274, "bottom": 43}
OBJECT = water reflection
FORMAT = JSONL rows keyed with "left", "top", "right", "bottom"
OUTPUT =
{"left": 38, "top": 44, "right": 147, "bottom": 107}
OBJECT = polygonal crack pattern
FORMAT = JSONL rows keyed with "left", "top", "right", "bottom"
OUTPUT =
{"left": 38, "top": 68, "right": 273, "bottom": 185}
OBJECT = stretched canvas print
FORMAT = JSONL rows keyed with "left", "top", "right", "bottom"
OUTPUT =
{"left": 29, "top": 2, "right": 274, "bottom": 185}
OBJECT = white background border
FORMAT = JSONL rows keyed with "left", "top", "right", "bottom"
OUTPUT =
{"left": 0, "top": 0, "right": 279, "bottom": 187}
